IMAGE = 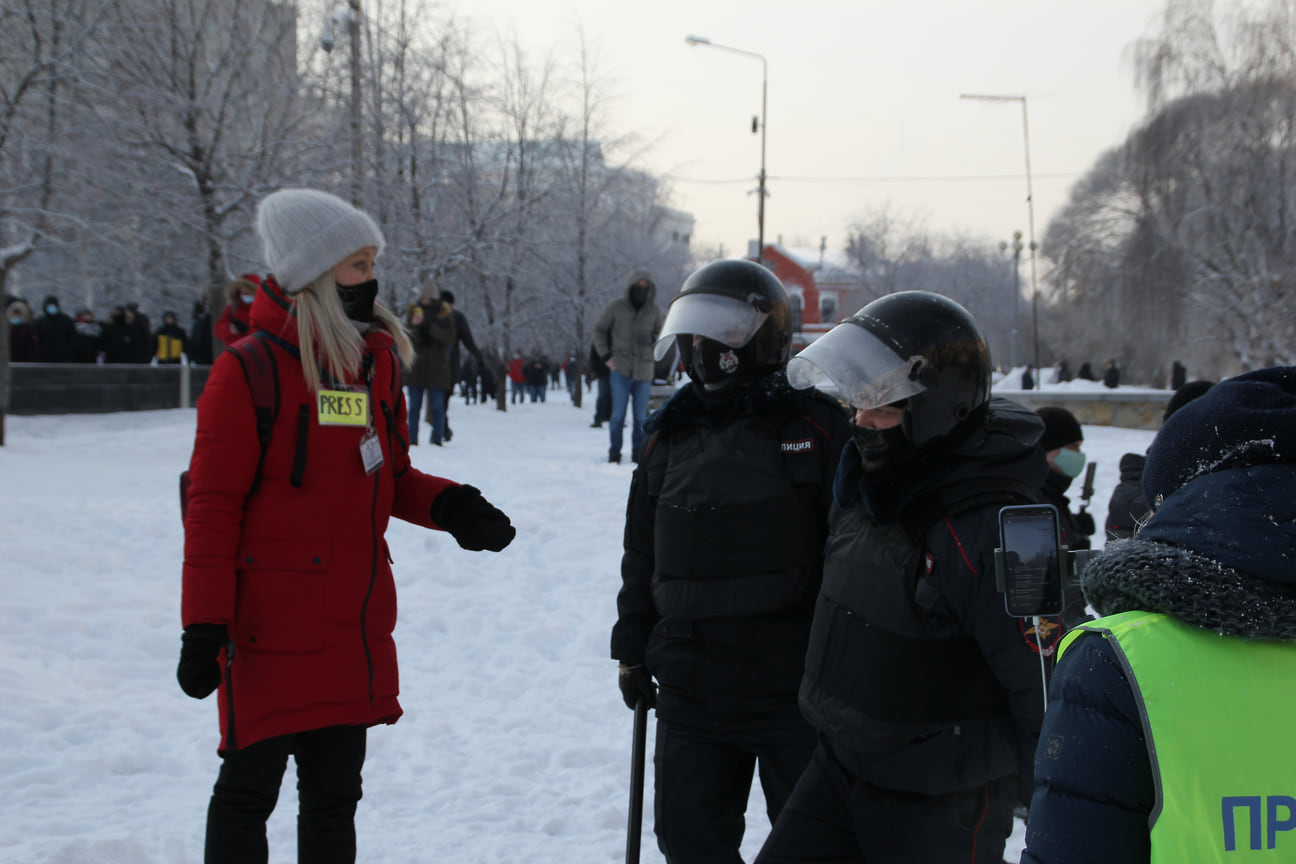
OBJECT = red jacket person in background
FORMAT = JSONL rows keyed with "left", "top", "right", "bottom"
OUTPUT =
{"left": 179, "top": 187, "right": 515, "bottom": 864}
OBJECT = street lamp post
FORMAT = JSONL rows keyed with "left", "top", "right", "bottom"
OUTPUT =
{"left": 998, "top": 230, "right": 1024, "bottom": 370}
{"left": 961, "top": 93, "right": 1039, "bottom": 387}
{"left": 685, "top": 35, "right": 767, "bottom": 265}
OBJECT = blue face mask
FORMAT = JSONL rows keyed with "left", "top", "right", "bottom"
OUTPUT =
{"left": 9, "top": 316, "right": 21, "bottom": 326}
{"left": 45, "top": 304, "right": 58, "bottom": 316}
{"left": 1052, "top": 446, "right": 1086, "bottom": 478}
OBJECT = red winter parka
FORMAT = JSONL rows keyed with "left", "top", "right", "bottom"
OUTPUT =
{"left": 182, "top": 277, "right": 456, "bottom": 753}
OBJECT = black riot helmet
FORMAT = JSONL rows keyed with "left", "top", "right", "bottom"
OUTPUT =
{"left": 786, "top": 291, "right": 991, "bottom": 448}
{"left": 654, "top": 259, "right": 792, "bottom": 393}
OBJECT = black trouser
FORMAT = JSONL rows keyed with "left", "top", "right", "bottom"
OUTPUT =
{"left": 594, "top": 374, "right": 611, "bottom": 424}
{"left": 754, "top": 739, "right": 1014, "bottom": 864}
{"left": 205, "top": 724, "right": 366, "bottom": 864}
{"left": 654, "top": 716, "right": 816, "bottom": 864}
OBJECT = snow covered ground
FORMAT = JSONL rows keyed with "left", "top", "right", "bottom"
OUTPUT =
{"left": 0, "top": 383, "right": 1155, "bottom": 863}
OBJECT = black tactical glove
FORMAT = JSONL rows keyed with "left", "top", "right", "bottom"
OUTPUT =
{"left": 617, "top": 663, "right": 656, "bottom": 711}
{"left": 431, "top": 484, "right": 516, "bottom": 552}
{"left": 177, "top": 623, "right": 228, "bottom": 699}
{"left": 1075, "top": 510, "right": 1096, "bottom": 537}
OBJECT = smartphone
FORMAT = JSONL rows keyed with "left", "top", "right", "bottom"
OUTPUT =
{"left": 999, "top": 504, "right": 1064, "bottom": 617}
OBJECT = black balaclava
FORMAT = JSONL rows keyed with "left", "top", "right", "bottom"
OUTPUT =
{"left": 338, "top": 278, "right": 379, "bottom": 323}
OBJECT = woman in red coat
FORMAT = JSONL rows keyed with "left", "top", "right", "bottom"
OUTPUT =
{"left": 179, "top": 188, "right": 515, "bottom": 864}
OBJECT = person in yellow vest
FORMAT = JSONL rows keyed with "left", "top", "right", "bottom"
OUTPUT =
{"left": 1022, "top": 366, "right": 1296, "bottom": 864}
{"left": 151, "top": 309, "right": 189, "bottom": 364}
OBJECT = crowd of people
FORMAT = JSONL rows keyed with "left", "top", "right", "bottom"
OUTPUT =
{"left": 5, "top": 294, "right": 206, "bottom": 365}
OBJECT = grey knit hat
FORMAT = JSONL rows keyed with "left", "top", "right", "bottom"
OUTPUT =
{"left": 255, "top": 188, "right": 385, "bottom": 295}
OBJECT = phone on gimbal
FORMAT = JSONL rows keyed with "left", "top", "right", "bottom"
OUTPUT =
{"left": 996, "top": 504, "right": 1065, "bottom": 618}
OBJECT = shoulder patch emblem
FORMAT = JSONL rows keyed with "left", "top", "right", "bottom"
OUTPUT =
{"left": 1021, "top": 616, "right": 1063, "bottom": 656}
{"left": 781, "top": 438, "right": 814, "bottom": 454}
{"left": 924, "top": 551, "right": 935, "bottom": 573}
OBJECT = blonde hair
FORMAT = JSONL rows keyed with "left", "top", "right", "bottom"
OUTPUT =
{"left": 292, "top": 271, "right": 414, "bottom": 393}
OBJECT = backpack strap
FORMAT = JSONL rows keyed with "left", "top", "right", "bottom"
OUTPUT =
{"left": 229, "top": 332, "right": 280, "bottom": 495}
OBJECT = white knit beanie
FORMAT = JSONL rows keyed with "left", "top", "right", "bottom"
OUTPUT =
{"left": 255, "top": 188, "right": 386, "bottom": 295}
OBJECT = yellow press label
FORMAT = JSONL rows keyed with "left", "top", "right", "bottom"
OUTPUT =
{"left": 317, "top": 389, "right": 370, "bottom": 426}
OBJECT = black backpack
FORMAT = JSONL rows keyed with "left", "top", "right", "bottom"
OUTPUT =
{"left": 179, "top": 333, "right": 279, "bottom": 523}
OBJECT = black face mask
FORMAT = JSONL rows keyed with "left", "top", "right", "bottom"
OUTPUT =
{"left": 338, "top": 278, "right": 379, "bottom": 323}
{"left": 629, "top": 284, "right": 649, "bottom": 309}
{"left": 852, "top": 423, "right": 919, "bottom": 465}
{"left": 689, "top": 337, "right": 745, "bottom": 392}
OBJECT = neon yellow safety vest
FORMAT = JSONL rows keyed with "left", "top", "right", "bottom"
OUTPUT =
{"left": 1059, "top": 611, "right": 1296, "bottom": 862}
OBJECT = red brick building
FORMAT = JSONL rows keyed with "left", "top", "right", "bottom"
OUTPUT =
{"left": 758, "top": 243, "right": 869, "bottom": 350}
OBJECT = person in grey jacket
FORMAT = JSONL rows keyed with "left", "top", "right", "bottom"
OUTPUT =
{"left": 592, "top": 270, "right": 663, "bottom": 463}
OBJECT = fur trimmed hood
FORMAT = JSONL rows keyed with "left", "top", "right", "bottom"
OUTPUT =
{"left": 1083, "top": 463, "right": 1296, "bottom": 640}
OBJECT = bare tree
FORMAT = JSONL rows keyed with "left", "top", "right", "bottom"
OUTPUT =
{"left": 0, "top": 0, "right": 104, "bottom": 444}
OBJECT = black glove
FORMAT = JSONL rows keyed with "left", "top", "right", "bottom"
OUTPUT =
{"left": 431, "top": 484, "right": 516, "bottom": 552}
{"left": 177, "top": 623, "right": 228, "bottom": 699}
{"left": 1075, "top": 510, "right": 1096, "bottom": 536}
{"left": 617, "top": 663, "right": 656, "bottom": 710}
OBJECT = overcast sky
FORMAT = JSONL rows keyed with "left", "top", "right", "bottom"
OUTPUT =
{"left": 455, "top": 0, "right": 1169, "bottom": 260}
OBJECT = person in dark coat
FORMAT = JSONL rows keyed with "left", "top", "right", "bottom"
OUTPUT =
{"left": 68, "top": 309, "right": 103, "bottom": 363}
{"left": 1021, "top": 364, "right": 1035, "bottom": 390}
{"left": 34, "top": 294, "right": 77, "bottom": 362}
{"left": 587, "top": 341, "right": 611, "bottom": 427}
{"left": 1170, "top": 359, "right": 1186, "bottom": 390}
{"left": 7, "top": 298, "right": 39, "bottom": 362}
{"left": 435, "top": 290, "right": 482, "bottom": 441}
{"left": 1077, "top": 361, "right": 1096, "bottom": 381}
{"left": 523, "top": 351, "right": 549, "bottom": 402}
{"left": 180, "top": 187, "right": 514, "bottom": 864}
{"left": 124, "top": 302, "right": 151, "bottom": 363}
{"left": 188, "top": 299, "right": 214, "bottom": 365}
{"left": 612, "top": 260, "right": 851, "bottom": 864}
{"left": 757, "top": 291, "right": 1051, "bottom": 864}
{"left": 404, "top": 292, "right": 455, "bottom": 445}
{"left": 1022, "top": 367, "right": 1296, "bottom": 864}
{"left": 1104, "top": 380, "right": 1215, "bottom": 541}
{"left": 151, "top": 310, "right": 188, "bottom": 364}
{"left": 100, "top": 305, "right": 137, "bottom": 363}
{"left": 1035, "top": 406, "right": 1095, "bottom": 628}
{"left": 1102, "top": 358, "right": 1120, "bottom": 389}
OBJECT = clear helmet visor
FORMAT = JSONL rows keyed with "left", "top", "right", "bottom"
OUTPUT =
{"left": 654, "top": 293, "right": 769, "bottom": 361}
{"left": 786, "top": 321, "right": 928, "bottom": 410}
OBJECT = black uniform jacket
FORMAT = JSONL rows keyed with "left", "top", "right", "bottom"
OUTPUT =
{"left": 610, "top": 371, "right": 850, "bottom": 729}
{"left": 801, "top": 397, "right": 1051, "bottom": 801}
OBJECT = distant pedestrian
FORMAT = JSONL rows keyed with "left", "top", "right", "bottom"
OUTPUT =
{"left": 1103, "top": 359, "right": 1120, "bottom": 389}
{"left": 507, "top": 350, "right": 525, "bottom": 404}
{"left": 151, "top": 310, "right": 188, "bottom": 364}
{"left": 1056, "top": 359, "right": 1072, "bottom": 383}
{"left": 587, "top": 342, "right": 611, "bottom": 428}
{"left": 1077, "top": 361, "right": 1096, "bottom": 381}
{"left": 1170, "top": 360, "right": 1186, "bottom": 390}
{"left": 125, "top": 302, "right": 151, "bottom": 363}
{"left": 524, "top": 352, "right": 549, "bottom": 402}
{"left": 34, "top": 295, "right": 76, "bottom": 363}
{"left": 188, "top": 300, "right": 214, "bottom": 365}
{"left": 436, "top": 290, "right": 483, "bottom": 442}
{"left": 7, "top": 298, "right": 38, "bottom": 362}
{"left": 100, "top": 305, "right": 137, "bottom": 363}
{"left": 405, "top": 292, "right": 454, "bottom": 446}
{"left": 1020, "top": 364, "right": 1035, "bottom": 390}
{"left": 69, "top": 309, "right": 103, "bottom": 364}
{"left": 592, "top": 270, "right": 663, "bottom": 464}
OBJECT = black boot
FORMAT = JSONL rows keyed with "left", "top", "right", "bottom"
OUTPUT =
{"left": 608, "top": 450, "right": 621, "bottom": 464}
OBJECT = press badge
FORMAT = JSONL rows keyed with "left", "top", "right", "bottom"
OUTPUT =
{"left": 317, "top": 389, "right": 369, "bottom": 427}
{"left": 359, "top": 428, "right": 384, "bottom": 474}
